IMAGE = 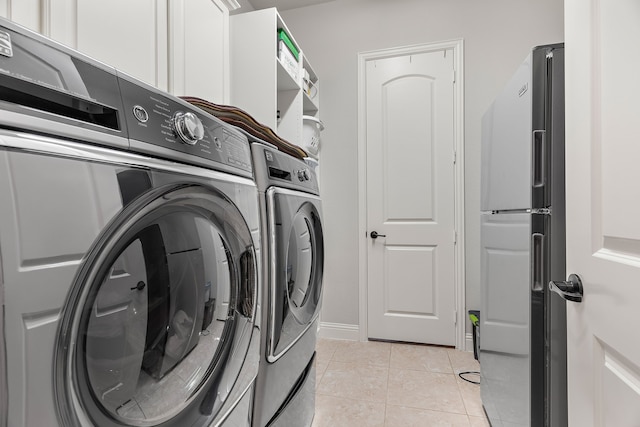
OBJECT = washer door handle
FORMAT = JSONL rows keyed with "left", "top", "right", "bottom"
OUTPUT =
{"left": 131, "top": 281, "right": 146, "bottom": 291}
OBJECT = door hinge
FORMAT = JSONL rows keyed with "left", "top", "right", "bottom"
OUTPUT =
{"left": 453, "top": 150, "right": 457, "bottom": 164}
{"left": 452, "top": 69, "right": 456, "bottom": 83}
{"left": 454, "top": 310, "right": 458, "bottom": 325}
{"left": 453, "top": 230, "right": 457, "bottom": 244}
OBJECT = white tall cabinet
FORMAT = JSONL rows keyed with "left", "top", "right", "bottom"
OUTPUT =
{"left": 168, "top": 0, "right": 231, "bottom": 103}
{"left": 230, "top": 8, "right": 320, "bottom": 148}
{"left": 0, "top": 0, "right": 233, "bottom": 103}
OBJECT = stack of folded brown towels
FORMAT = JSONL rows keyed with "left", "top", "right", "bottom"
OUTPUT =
{"left": 181, "top": 96, "right": 308, "bottom": 160}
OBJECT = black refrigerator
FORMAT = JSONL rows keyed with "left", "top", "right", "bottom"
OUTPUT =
{"left": 479, "top": 44, "right": 567, "bottom": 426}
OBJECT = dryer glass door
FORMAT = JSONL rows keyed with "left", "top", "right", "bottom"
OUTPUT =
{"left": 267, "top": 189, "right": 324, "bottom": 361}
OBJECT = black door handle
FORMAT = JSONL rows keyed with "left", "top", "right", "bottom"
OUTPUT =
{"left": 370, "top": 231, "right": 386, "bottom": 239}
{"left": 549, "top": 274, "right": 583, "bottom": 303}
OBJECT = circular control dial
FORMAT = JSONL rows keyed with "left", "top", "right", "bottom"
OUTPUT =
{"left": 297, "top": 169, "right": 310, "bottom": 182}
{"left": 172, "top": 111, "right": 204, "bottom": 145}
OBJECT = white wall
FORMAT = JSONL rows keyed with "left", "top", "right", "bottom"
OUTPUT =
{"left": 281, "top": 0, "right": 564, "bottom": 335}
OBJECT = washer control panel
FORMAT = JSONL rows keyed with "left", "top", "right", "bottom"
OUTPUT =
{"left": 118, "top": 75, "right": 252, "bottom": 175}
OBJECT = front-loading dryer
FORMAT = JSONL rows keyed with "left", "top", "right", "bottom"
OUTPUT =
{"left": 249, "top": 142, "right": 324, "bottom": 427}
{"left": 0, "top": 17, "right": 261, "bottom": 427}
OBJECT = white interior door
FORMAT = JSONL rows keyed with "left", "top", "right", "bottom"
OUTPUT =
{"left": 365, "top": 49, "right": 456, "bottom": 346}
{"left": 565, "top": 0, "right": 640, "bottom": 425}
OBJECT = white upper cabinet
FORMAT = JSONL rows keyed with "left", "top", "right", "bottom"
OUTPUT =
{"left": 230, "top": 8, "right": 319, "bottom": 147}
{"left": 0, "top": 0, "right": 43, "bottom": 34}
{"left": 75, "top": 0, "right": 170, "bottom": 90}
{"left": 168, "top": 0, "right": 230, "bottom": 103}
{"left": 0, "top": 0, "right": 231, "bottom": 103}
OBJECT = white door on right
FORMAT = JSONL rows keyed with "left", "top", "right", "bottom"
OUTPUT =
{"left": 565, "top": 0, "right": 640, "bottom": 425}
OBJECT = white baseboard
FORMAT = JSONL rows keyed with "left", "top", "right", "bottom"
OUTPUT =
{"left": 319, "top": 323, "right": 476, "bottom": 349}
{"left": 318, "top": 322, "right": 359, "bottom": 341}
{"left": 465, "top": 332, "right": 474, "bottom": 352}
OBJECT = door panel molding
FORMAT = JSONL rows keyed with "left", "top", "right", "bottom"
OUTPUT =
{"left": 357, "top": 39, "right": 465, "bottom": 349}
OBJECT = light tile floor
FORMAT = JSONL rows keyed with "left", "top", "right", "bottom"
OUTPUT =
{"left": 313, "top": 338, "right": 489, "bottom": 427}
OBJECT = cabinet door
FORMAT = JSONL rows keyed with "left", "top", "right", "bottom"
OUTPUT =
{"left": 0, "top": 1, "right": 168, "bottom": 91}
{"left": 1, "top": 0, "right": 230, "bottom": 100}
{"left": 0, "top": 0, "right": 70, "bottom": 39}
{"left": 169, "top": 0, "right": 229, "bottom": 103}
{"left": 0, "top": 0, "right": 41, "bottom": 32}
{"left": 75, "top": 0, "right": 169, "bottom": 90}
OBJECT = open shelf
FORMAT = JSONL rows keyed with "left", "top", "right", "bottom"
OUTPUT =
{"left": 230, "top": 8, "right": 319, "bottom": 148}
{"left": 277, "top": 58, "right": 300, "bottom": 91}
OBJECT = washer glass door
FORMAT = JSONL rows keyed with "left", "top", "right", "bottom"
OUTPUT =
{"left": 56, "top": 182, "right": 256, "bottom": 427}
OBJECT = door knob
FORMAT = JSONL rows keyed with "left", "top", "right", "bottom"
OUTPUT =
{"left": 549, "top": 274, "right": 583, "bottom": 303}
{"left": 370, "top": 231, "right": 386, "bottom": 239}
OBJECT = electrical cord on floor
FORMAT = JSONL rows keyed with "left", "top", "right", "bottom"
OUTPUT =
{"left": 458, "top": 371, "right": 480, "bottom": 385}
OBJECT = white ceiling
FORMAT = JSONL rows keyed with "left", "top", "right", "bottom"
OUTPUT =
{"left": 247, "top": 0, "right": 335, "bottom": 11}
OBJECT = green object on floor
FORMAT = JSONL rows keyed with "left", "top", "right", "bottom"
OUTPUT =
{"left": 468, "top": 310, "right": 480, "bottom": 361}
{"left": 468, "top": 310, "right": 479, "bottom": 327}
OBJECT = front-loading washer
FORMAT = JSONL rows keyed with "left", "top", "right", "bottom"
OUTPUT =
{"left": 249, "top": 142, "right": 324, "bottom": 427}
{"left": 0, "top": 17, "right": 261, "bottom": 427}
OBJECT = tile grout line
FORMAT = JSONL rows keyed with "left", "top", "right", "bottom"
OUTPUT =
{"left": 384, "top": 344, "right": 392, "bottom": 426}
{"left": 448, "top": 348, "right": 485, "bottom": 419}
{"left": 447, "top": 347, "right": 473, "bottom": 417}
{"left": 384, "top": 402, "right": 469, "bottom": 417}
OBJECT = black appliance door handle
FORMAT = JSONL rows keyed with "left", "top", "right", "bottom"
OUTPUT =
{"left": 549, "top": 274, "right": 584, "bottom": 303}
{"left": 532, "top": 233, "right": 544, "bottom": 292}
{"left": 533, "top": 130, "right": 546, "bottom": 187}
{"left": 370, "top": 231, "right": 386, "bottom": 239}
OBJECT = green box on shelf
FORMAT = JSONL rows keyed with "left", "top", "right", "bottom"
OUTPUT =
{"left": 277, "top": 28, "right": 299, "bottom": 61}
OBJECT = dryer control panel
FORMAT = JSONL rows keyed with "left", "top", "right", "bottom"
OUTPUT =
{"left": 251, "top": 143, "right": 319, "bottom": 195}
